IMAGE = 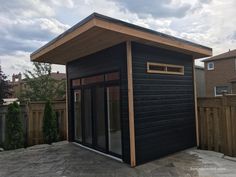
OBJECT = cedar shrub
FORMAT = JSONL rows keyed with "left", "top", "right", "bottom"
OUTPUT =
{"left": 43, "top": 101, "right": 58, "bottom": 144}
{"left": 4, "top": 102, "right": 24, "bottom": 150}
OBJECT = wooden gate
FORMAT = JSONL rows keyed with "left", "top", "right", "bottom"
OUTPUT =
{"left": 198, "top": 95, "right": 236, "bottom": 156}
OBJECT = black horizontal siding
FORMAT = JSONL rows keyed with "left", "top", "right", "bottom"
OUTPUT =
{"left": 66, "top": 43, "right": 130, "bottom": 164}
{"left": 132, "top": 42, "right": 196, "bottom": 165}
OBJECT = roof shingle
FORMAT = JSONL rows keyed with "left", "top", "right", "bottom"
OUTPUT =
{"left": 203, "top": 49, "right": 236, "bottom": 62}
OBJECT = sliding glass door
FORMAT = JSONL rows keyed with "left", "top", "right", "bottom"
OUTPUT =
{"left": 72, "top": 71, "right": 122, "bottom": 157}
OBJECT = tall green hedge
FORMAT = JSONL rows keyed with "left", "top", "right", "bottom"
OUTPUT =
{"left": 43, "top": 101, "right": 58, "bottom": 144}
{"left": 5, "top": 102, "right": 24, "bottom": 150}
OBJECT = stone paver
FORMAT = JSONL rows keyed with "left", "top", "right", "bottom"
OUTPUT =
{"left": 0, "top": 141, "right": 236, "bottom": 177}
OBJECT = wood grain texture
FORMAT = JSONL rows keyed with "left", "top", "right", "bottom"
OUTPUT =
{"left": 198, "top": 95, "right": 236, "bottom": 157}
{"left": 193, "top": 59, "right": 199, "bottom": 147}
{"left": 31, "top": 15, "right": 212, "bottom": 64}
{"left": 126, "top": 41, "right": 136, "bottom": 167}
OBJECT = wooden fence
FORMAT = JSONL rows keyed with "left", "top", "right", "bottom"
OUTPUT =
{"left": 27, "top": 101, "right": 67, "bottom": 145}
{"left": 0, "top": 101, "right": 67, "bottom": 146}
{"left": 198, "top": 95, "right": 236, "bottom": 157}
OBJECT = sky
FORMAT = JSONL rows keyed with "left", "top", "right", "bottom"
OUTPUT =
{"left": 0, "top": 0, "right": 236, "bottom": 79}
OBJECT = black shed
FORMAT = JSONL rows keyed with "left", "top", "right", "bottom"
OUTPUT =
{"left": 31, "top": 13, "right": 212, "bottom": 167}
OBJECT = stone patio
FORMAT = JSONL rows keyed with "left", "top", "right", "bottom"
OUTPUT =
{"left": 0, "top": 141, "right": 236, "bottom": 177}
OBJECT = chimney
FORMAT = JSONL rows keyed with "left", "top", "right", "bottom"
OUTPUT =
{"left": 19, "top": 73, "right": 22, "bottom": 81}
{"left": 229, "top": 49, "right": 231, "bottom": 52}
{"left": 57, "top": 71, "right": 59, "bottom": 74}
{"left": 12, "top": 74, "right": 15, "bottom": 82}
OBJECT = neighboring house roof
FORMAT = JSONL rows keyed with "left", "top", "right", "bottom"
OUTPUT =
{"left": 195, "top": 65, "right": 204, "bottom": 70}
{"left": 31, "top": 13, "right": 212, "bottom": 64}
{"left": 203, "top": 49, "right": 236, "bottom": 62}
{"left": 50, "top": 72, "right": 66, "bottom": 80}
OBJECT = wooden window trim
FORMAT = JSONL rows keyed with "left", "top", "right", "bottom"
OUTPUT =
{"left": 147, "top": 62, "right": 184, "bottom": 75}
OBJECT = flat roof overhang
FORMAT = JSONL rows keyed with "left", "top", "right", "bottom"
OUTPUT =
{"left": 31, "top": 13, "right": 212, "bottom": 65}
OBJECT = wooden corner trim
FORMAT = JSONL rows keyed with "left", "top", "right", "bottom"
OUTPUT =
{"left": 126, "top": 41, "right": 136, "bottom": 167}
{"left": 193, "top": 60, "right": 199, "bottom": 146}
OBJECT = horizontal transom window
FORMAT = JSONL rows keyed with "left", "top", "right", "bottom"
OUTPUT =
{"left": 71, "top": 71, "right": 120, "bottom": 88}
{"left": 147, "top": 62, "right": 184, "bottom": 75}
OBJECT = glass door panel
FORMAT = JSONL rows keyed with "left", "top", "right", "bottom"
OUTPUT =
{"left": 74, "top": 90, "right": 82, "bottom": 141}
{"left": 84, "top": 88, "right": 93, "bottom": 145}
{"left": 72, "top": 72, "right": 122, "bottom": 157}
{"left": 94, "top": 86, "right": 106, "bottom": 150}
{"left": 107, "top": 86, "right": 122, "bottom": 155}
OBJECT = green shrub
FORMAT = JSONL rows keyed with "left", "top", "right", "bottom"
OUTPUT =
{"left": 43, "top": 101, "right": 58, "bottom": 144}
{"left": 4, "top": 102, "right": 24, "bottom": 150}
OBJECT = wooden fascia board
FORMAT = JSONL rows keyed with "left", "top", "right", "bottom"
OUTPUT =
{"left": 31, "top": 16, "right": 212, "bottom": 62}
{"left": 94, "top": 18, "right": 212, "bottom": 58}
{"left": 30, "top": 19, "right": 96, "bottom": 61}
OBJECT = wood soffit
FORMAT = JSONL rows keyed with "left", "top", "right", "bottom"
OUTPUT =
{"left": 31, "top": 13, "right": 212, "bottom": 65}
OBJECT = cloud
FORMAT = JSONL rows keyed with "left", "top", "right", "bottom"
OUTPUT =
{"left": 0, "top": 0, "right": 71, "bottom": 77}
{"left": 111, "top": 0, "right": 192, "bottom": 18}
{"left": 0, "top": 0, "right": 55, "bottom": 18}
{"left": 0, "top": 17, "right": 69, "bottom": 54}
{"left": 0, "top": 0, "right": 236, "bottom": 77}
{"left": 49, "top": 0, "right": 75, "bottom": 8}
{"left": 230, "top": 31, "right": 236, "bottom": 41}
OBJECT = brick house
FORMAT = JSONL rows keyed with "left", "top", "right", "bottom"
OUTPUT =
{"left": 203, "top": 49, "right": 236, "bottom": 96}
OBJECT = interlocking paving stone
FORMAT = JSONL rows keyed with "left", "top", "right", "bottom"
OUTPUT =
{"left": 0, "top": 141, "right": 236, "bottom": 177}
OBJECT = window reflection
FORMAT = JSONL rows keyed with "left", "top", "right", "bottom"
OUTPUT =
{"left": 84, "top": 89, "right": 93, "bottom": 144}
{"left": 105, "top": 72, "right": 120, "bottom": 81}
{"left": 107, "top": 86, "right": 121, "bottom": 155}
{"left": 81, "top": 75, "right": 104, "bottom": 85}
{"left": 74, "top": 90, "right": 82, "bottom": 141}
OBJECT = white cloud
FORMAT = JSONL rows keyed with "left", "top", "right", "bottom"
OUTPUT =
{"left": 50, "top": 0, "right": 75, "bottom": 8}
{"left": 0, "top": 0, "right": 236, "bottom": 77}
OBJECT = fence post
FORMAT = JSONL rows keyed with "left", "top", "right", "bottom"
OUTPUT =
{"left": 222, "top": 94, "right": 233, "bottom": 156}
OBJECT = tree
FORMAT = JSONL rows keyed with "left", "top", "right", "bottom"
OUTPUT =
{"left": 20, "top": 62, "right": 65, "bottom": 101}
{"left": 4, "top": 102, "right": 24, "bottom": 150}
{"left": 43, "top": 101, "right": 58, "bottom": 144}
{"left": 0, "top": 66, "right": 11, "bottom": 104}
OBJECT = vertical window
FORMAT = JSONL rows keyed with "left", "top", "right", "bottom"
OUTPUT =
{"left": 207, "top": 62, "right": 214, "bottom": 70}
{"left": 84, "top": 88, "right": 93, "bottom": 145}
{"left": 94, "top": 86, "right": 106, "bottom": 149}
{"left": 107, "top": 86, "right": 122, "bottom": 155}
{"left": 74, "top": 90, "right": 82, "bottom": 141}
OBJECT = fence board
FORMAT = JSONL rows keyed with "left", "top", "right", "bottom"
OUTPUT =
{"left": 27, "top": 101, "right": 67, "bottom": 145}
{"left": 0, "top": 101, "right": 67, "bottom": 146}
{"left": 198, "top": 95, "right": 236, "bottom": 157}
